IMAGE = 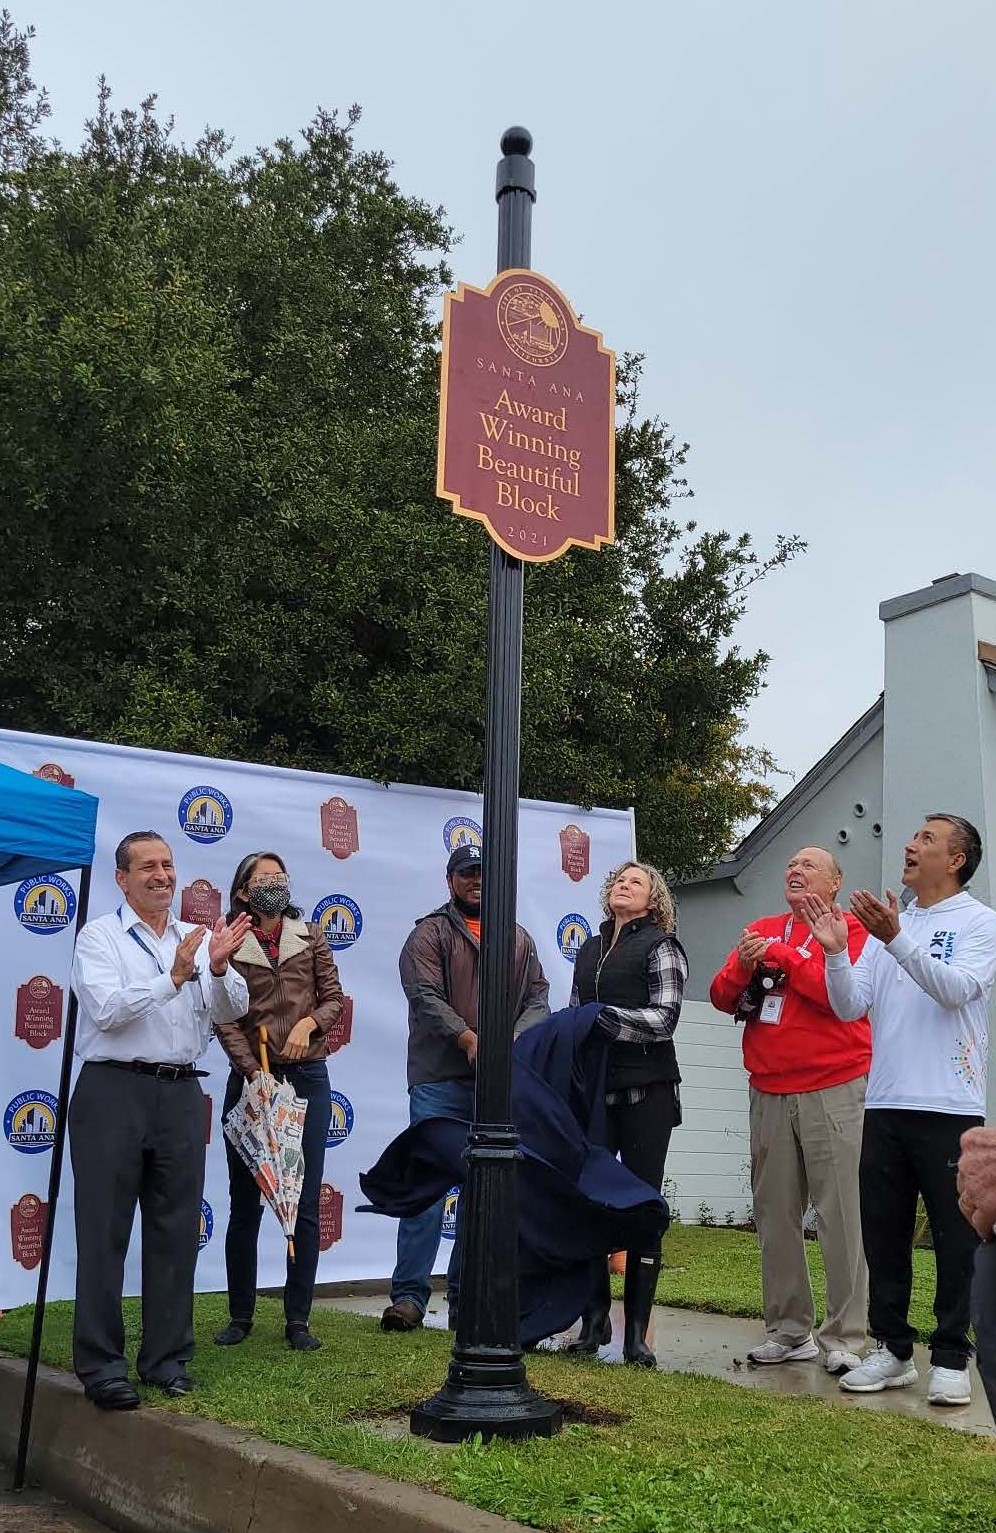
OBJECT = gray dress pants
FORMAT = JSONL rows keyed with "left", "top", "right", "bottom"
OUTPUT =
{"left": 68, "top": 1062, "right": 207, "bottom": 1386}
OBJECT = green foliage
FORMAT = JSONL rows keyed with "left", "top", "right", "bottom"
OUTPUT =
{"left": 1, "top": 1285, "right": 990, "bottom": 1533}
{"left": 0, "top": 19, "right": 804, "bottom": 876}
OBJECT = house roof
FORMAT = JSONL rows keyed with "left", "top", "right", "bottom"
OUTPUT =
{"left": 679, "top": 694, "right": 884, "bottom": 887}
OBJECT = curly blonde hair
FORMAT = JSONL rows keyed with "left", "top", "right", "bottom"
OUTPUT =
{"left": 599, "top": 861, "right": 676, "bottom": 933}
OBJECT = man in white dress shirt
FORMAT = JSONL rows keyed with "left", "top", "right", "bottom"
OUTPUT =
{"left": 69, "top": 831, "right": 251, "bottom": 1409}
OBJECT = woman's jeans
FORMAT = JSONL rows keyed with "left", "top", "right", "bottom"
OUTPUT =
{"left": 389, "top": 1078, "right": 476, "bottom": 1316}
{"left": 222, "top": 1061, "right": 333, "bottom": 1328}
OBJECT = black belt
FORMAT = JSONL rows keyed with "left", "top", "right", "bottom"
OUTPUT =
{"left": 95, "top": 1060, "right": 209, "bottom": 1081}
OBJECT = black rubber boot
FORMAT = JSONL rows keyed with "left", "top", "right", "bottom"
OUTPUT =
{"left": 567, "top": 1258, "right": 612, "bottom": 1353}
{"left": 623, "top": 1253, "right": 661, "bottom": 1368}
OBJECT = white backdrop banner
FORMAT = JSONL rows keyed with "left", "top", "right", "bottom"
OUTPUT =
{"left": 0, "top": 728, "right": 634, "bottom": 1308}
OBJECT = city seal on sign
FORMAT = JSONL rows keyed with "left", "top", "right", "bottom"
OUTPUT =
{"left": 14, "top": 975, "right": 63, "bottom": 1049}
{"left": 320, "top": 797, "right": 360, "bottom": 859}
{"left": 312, "top": 895, "right": 362, "bottom": 953}
{"left": 14, "top": 875, "right": 76, "bottom": 936}
{"left": 32, "top": 762, "right": 75, "bottom": 787}
{"left": 11, "top": 1192, "right": 48, "bottom": 1270}
{"left": 177, "top": 785, "right": 233, "bottom": 845}
{"left": 557, "top": 913, "right": 593, "bottom": 964}
{"left": 441, "top": 1186, "right": 461, "bottom": 1241}
{"left": 180, "top": 878, "right": 222, "bottom": 925}
{"left": 198, "top": 1199, "right": 214, "bottom": 1251}
{"left": 559, "top": 824, "right": 591, "bottom": 883}
{"left": 326, "top": 1091, "right": 355, "bottom": 1149}
{"left": 443, "top": 816, "right": 483, "bottom": 854}
{"left": 497, "top": 282, "right": 570, "bottom": 368}
{"left": 4, "top": 1091, "right": 58, "bottom": 1154}
{"left": 318, "top": 1183, "right": 344, "bottom": 1251}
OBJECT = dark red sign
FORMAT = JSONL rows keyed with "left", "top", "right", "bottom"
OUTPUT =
{"left": 180, "top": 879, "right": 222, "bottom": 926}
{"left": 32, "top": 762, "right": 75, "bottom": 788}
{"left": 14, "top": 976, "right": 63, "bottom": 1049}
{"left": 320, "top": 797, "right": 359, "bottom": 860}
{"left": 326, "top": 995, "right": 353, "bottom": 1055}
{"left": 318, "top": 1183, "right": 343, "bottom": 1251}
{"left": 438, "top": 269, "right": 615, "bottom": 562}
{"left": 559, "top": 825, "right": 591, "bottom": 883}
{"left": 11, "top": 1193, "right": 48, "bottom": 1270}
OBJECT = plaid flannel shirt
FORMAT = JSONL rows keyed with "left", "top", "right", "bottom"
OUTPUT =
{"left": 570, "top": 936, "right": 687, "bottom": 1045}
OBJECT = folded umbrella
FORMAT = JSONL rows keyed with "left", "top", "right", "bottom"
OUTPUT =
{"left": 223, "top": 1025, "right": 307, "bottom": 1260}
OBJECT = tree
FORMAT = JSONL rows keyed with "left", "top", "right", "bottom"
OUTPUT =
{"left": 0, "top": 22, "right": 802, "bottom": 877}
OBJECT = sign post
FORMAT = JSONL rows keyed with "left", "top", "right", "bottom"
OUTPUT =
{"left": 410, "top": 128, "right": 614, "bottom": 1443}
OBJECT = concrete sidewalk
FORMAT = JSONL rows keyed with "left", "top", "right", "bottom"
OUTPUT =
{"left": 316, "top": 1290, "right": 995, "bottom": 1438}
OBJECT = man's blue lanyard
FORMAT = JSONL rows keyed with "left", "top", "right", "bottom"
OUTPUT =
{"left": 118, "top": 906, "right": 202, "bottom": 988}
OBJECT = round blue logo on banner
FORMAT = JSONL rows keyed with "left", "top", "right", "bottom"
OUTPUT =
{"left": 177, "top": 785, "right": 233, "bottom": 844}
{"left": 443, "top": 816, "right": 483, "bottom": 854}
{"left": 326, "top": 1091, "right": 354, "bottom": 1149}
{"left": 4, "top": 1090, "right": 58, "bottom": 1153}
{"left": 441, "top": 1186, "right": 460, "bottom": 1240}
{"left": 198, "top": 1199, "right": 214, "bottom": 1250}
{"left": 312, "top": 895, "right": 362, "bottom": 952}
{"left": 557, "top": 913, "right": 592, "bottom": 963}
{"left": 14, "top": 875, "right": 76, "bottom": 936}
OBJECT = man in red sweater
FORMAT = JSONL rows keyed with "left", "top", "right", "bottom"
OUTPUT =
{"left": 710, "top": 847, "right": 872, "bottom": 1374}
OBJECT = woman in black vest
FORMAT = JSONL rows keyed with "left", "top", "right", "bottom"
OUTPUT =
{"left": 568, "top": 860, "right": 687, "bottom": 1366}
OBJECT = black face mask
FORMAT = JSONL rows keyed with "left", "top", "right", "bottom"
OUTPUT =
{"left": 247, "top": 880, "right": 291, "bottom": 917}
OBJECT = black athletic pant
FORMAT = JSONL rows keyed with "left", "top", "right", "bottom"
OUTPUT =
{"left": 68, "top": 1062, "right": 206, "bottom": 1386}
{"left": 604, "top": 1081, "right": 680, "bottom": 1257}
{"left": 860, "top": 1108, "right": 982, "bottom": 1370}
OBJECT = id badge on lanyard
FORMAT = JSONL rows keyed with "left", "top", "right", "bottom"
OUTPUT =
{"left": 756, "top": 918, "right": 813, "bottom": 1024}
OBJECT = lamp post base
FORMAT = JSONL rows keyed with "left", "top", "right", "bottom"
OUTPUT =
{"left": 410, "top": 1378, "right": 563, "bottom": 1443}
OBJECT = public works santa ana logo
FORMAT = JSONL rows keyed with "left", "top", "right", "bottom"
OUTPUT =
{"left": 312, "top": 895, "right": 362, "bottom": 952}
{"left": 4, "top": 1091, "right": 58, "bottom": 1154}
{"left": 14, "top": 875, "right": 76, "bottom": 936}
{"left": 177, "top": 785, "right": 233, "bottom": 845}
{"left": 557, "top": 913, "right": 592, "bottom": 963}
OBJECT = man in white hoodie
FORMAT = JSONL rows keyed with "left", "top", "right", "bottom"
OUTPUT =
{"left": 800, "top": 814, "right": 996, "bottom": 1407}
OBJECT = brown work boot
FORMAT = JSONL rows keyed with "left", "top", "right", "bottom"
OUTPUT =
{"left": 380, "top": 1299, "right": 424, "bottom": 1332}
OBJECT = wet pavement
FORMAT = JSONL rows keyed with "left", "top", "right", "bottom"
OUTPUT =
{"left": 0, "top": 1487, "right": 112, "bottom": 1532}
{"left": 316, "top": 1291, "right": 996, "bottom": 1438}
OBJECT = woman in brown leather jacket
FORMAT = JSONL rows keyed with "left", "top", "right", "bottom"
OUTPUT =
{"left": 213, "top": 852, "right": 343, "bottom": 1352}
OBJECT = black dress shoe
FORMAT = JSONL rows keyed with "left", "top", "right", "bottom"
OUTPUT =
{"left": 85, "top": 1378, "right": 140, "bottom": 1411}
{"left": 141, "top": 1373, "right": 195, "bottom": 1397}
{"left": 286, "top": 1325, "right": 322, "bottom": 1351}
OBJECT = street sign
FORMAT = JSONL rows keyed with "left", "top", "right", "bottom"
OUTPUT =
{"left": 437, "top": 269, "right": 615, "bottom": 562}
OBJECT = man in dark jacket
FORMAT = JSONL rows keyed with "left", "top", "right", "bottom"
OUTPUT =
{"left": 380, "top": 843, "right": 550, "bottom": 1331}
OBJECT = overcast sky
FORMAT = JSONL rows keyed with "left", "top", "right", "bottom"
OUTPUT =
{"left": 29, "top": 0, "right": 996, "bottom": 816}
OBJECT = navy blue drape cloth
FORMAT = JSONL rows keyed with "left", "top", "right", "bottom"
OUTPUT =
{"left": 358, "top": 1004, "right": 670, "bottom": 1346}
{"left": 0, "top": 761, "right": 99, "bottom": 884}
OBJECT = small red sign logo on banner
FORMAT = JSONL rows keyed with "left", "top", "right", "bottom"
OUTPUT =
{"left": 320, "top": 798, "right": 360, "bottom": 860}
{"left": 11, "top": 1192, "right": 48, "bottom": 1270}
{"left": 32, "top": 763, "right": 75, "bottom": 788}
{"left": 180, "top": 879, "right": 222, "bottom": 926}
{"left": 438, "top": 269, "right": 615, "bottom": 562}
{"left": 326, "top": 995, "right": 353, "bottom": 1055}
{"left": 14, "top": 976, "right": 63, "bottom": 1049}
{"left": 318, "top": 1184, "right": 343, "bottom": 1251}
{"left": 559, "top": 825, "right": 591, "bottom": 883}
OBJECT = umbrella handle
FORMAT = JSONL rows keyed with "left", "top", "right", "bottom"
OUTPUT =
{"left": 259, "top": 1024, "right": 270, "bottom": 1077}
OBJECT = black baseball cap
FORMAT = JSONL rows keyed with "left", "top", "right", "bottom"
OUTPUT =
{"left": 447, "top": 844, "right": 482, "bottom": 876}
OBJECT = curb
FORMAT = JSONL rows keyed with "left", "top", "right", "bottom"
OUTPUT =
{"left": 0, "top": 1358, "right": 520, "bottom": 1533}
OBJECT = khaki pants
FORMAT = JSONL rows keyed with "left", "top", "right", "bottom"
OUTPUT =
{"left": 749, "top": 1077, "right": 867, "bottom": 1356}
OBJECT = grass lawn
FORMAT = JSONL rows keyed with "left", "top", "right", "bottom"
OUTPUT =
{"left": 1, "top": 1229, "right": 984, "bottom": 1533}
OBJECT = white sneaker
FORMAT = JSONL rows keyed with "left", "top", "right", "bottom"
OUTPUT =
{"left": 747, "top": 1334, "right": 820, "bottom": 1364}
{"left": 927, "top": 1365, "right": 971, "bottom": 1406}
{"left": 825, "top": 1348, "right": 863, "bottom": 1375}
{"left": 839, "top": 1346, "right": 917, "bottom": 1392}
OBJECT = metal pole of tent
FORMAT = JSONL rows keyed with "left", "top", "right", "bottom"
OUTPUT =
{"left": 12, "top": 862, "right": 92, "bottom": 1491}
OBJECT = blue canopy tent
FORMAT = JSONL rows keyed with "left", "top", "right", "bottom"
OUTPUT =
{"left": 0, "top": 762, "right": 99, "bottom": 1491}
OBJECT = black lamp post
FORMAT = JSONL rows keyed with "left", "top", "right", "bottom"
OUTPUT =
{"left": 409, "top": 128, "right": 563, "bottom": 1443}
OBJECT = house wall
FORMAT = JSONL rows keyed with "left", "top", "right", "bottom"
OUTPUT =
{"left": 665, "top": 999, "right": 751, "bottom": 1224}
